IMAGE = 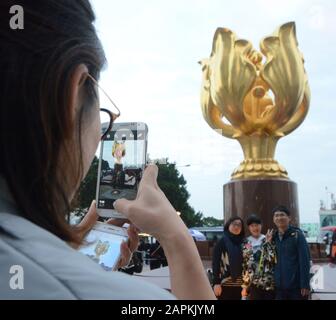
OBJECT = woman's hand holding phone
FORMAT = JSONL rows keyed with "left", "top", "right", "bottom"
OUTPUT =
{"left": 114, "top": 164, "right": 216, "bottom": 300}
{"left": 71, "top": 200, "right": 139, "bottom": 269}
{"left": 113, "top": 165, "right": 187, "bottom": 243}
{"left": 114, "top": 224, "right": 139, "bottom": 268}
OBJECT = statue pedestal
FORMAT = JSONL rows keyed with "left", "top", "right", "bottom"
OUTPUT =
{"left": 223, "top": 179, "right": 299, "bottom": 233}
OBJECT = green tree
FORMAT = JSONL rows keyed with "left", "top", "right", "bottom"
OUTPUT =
{"left": 201, "top": 216, "right": 224, "bottom": 227}
{"left": 155, "top": 159, "right": 203, "bottom": 228}
{"left": 76, "top": 157, "right": 205, "bottom": 228}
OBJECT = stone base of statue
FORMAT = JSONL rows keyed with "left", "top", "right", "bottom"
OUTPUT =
{"left": 223, "top": 179, "right": 299, "bottom": 233}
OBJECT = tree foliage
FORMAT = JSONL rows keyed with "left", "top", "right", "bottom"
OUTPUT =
{"left": 75, "top": 157, "right": 223, "bottom": 228}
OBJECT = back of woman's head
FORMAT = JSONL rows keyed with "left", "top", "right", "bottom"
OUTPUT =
{"left": 0, "top": 1, "right": 106, "bottom": 242}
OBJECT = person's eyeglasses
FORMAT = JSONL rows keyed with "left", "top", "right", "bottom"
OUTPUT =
{"left": 87, "top": 74, "right": 121, "bottom": 140}
{"left": 231, "top": 222, "right": 242, "bottom": 227}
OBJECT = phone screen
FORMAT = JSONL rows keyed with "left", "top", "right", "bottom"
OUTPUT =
{"left": 97, "top": 126, "right": 146, "bottom": 211}
{"left": 78, "top": 223, "right": 128, "bottom": 271}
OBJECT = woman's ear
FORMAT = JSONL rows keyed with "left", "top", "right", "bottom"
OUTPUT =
{"left": 68, "top": 64, "right": 89, "bottom": 122}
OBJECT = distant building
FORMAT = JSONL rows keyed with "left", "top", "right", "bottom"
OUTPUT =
{"left": 193, "top": 226, "right": 223, "bottom": 241}
{"left": 319, "top": 209, "right": 336, "bottom": 228}
{"left": 319, "top": 191, "right": 336, "bottom": 228}
{"left": 300, "top": 223, "right": 319, "bottom": 238}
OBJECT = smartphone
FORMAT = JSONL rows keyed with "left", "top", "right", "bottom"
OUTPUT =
{"left": 78, "top": 222, "right": 128, "bottom": 271}
{"left": 96, "top": 122, "right": 148, "bottom": 218}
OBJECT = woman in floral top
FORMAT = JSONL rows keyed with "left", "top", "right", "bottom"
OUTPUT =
{"left": 241, "top": 215, "right": 276, "bottom": 300}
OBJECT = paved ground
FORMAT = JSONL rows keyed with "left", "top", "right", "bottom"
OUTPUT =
{"left": 310, "top": 263, "right": 336, "bottom": 300}
{"left": 134, "top": 261, "right": 336, "bottom": 299}
{"left": 133, "top": 260, "right": 212, "bottom": 292}
{"left": 134, "top": 266, "right": 171, "bottom": 290}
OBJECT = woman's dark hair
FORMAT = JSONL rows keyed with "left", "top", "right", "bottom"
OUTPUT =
{"left": 224, "top": 216, "right": 245, "bottom": 238}
{"left": 0, "top": 1, "right": 106, "bottom": 243}
{"left": 246, "top": 214, "right": 262, "bottom": 226}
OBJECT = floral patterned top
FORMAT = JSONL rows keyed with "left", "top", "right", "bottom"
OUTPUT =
{"left": 242, "top": 235, "right": 276, "bottom": 291}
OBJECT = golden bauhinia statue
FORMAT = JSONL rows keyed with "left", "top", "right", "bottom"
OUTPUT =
{"left": 200, "top": 22, "right": 310, "bottom": 180}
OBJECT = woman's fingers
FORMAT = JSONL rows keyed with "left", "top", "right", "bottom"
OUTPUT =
{"left": 115, "top": 224, "right": 139, "bottom": 269}
{"left": 76, "top": 200, "right": 99, "bottom": 238}
{"left": 113, "top": 198, "right": 133, "bottom": 219}
{"left": 106, "top": 220, "right": 139, "bottom": 266}
{"left": 106, "top": 218, "right": 128, "bottom": 227}
{"left": 106, "top": 220, "right": 139, "bottom": 252}
{"left": 138, "top": 165, "right": 159, "bottom": 191}
{"left": 117, "top": 241, "right": 132, "bottom": 269}
{"left": 69, "top": 200, "right": 99, "bottom": 248}
{"left": 127, "top": 224, "right": 139, "bottom": 252}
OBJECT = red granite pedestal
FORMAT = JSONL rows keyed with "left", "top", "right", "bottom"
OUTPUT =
{"left": 223, "top": 178, "right": 299, "bottom": 233}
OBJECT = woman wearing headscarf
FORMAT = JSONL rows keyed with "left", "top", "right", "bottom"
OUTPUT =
{"left": 212, "top": 217, "right": 245, "bottom": 300}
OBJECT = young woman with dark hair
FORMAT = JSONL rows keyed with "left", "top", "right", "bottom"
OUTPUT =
{"left": 241, "top": 215, "right": 276, "bottom": 300}
{"left": 212, "top": 217, "right": 245, "bottom": 300}
{"left": 0, "top": 1, "right": 215, "bottom": 300}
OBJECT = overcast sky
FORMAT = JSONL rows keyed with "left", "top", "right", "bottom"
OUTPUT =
{"left": 92, "top": 0, "right": 336, "bottom": 223}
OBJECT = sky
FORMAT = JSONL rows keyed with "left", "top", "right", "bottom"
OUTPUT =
{"left": 91, "top": 0, "right": 336, "bottom": 223}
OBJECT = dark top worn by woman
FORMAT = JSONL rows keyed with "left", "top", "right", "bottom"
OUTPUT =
{"left": 212, "top": 231, "right": 243, "bottom": 286}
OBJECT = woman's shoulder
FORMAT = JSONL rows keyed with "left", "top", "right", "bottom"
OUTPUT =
{"left": 0, "top": 212, "right": 174, "bottom": 300}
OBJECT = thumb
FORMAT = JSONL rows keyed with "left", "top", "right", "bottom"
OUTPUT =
{"left": 140, "top": 164, "right": 159, "bottom": 188}
{"left": 77, "top": 200, "right": 99, "bottom": 232}
{"left": 113, "top": 198, "right": 133, "bottom": 218}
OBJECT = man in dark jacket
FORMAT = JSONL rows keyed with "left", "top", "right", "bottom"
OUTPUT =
{"left": 272, "top": 205, "right": 311, "bottom": 300}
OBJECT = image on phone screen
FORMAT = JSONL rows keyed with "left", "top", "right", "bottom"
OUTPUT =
{"left": 79, "top": 225, "right": 127, "bottom": 271}
{"left": 97, "top": 126, "right": 146, "bottom": 212}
